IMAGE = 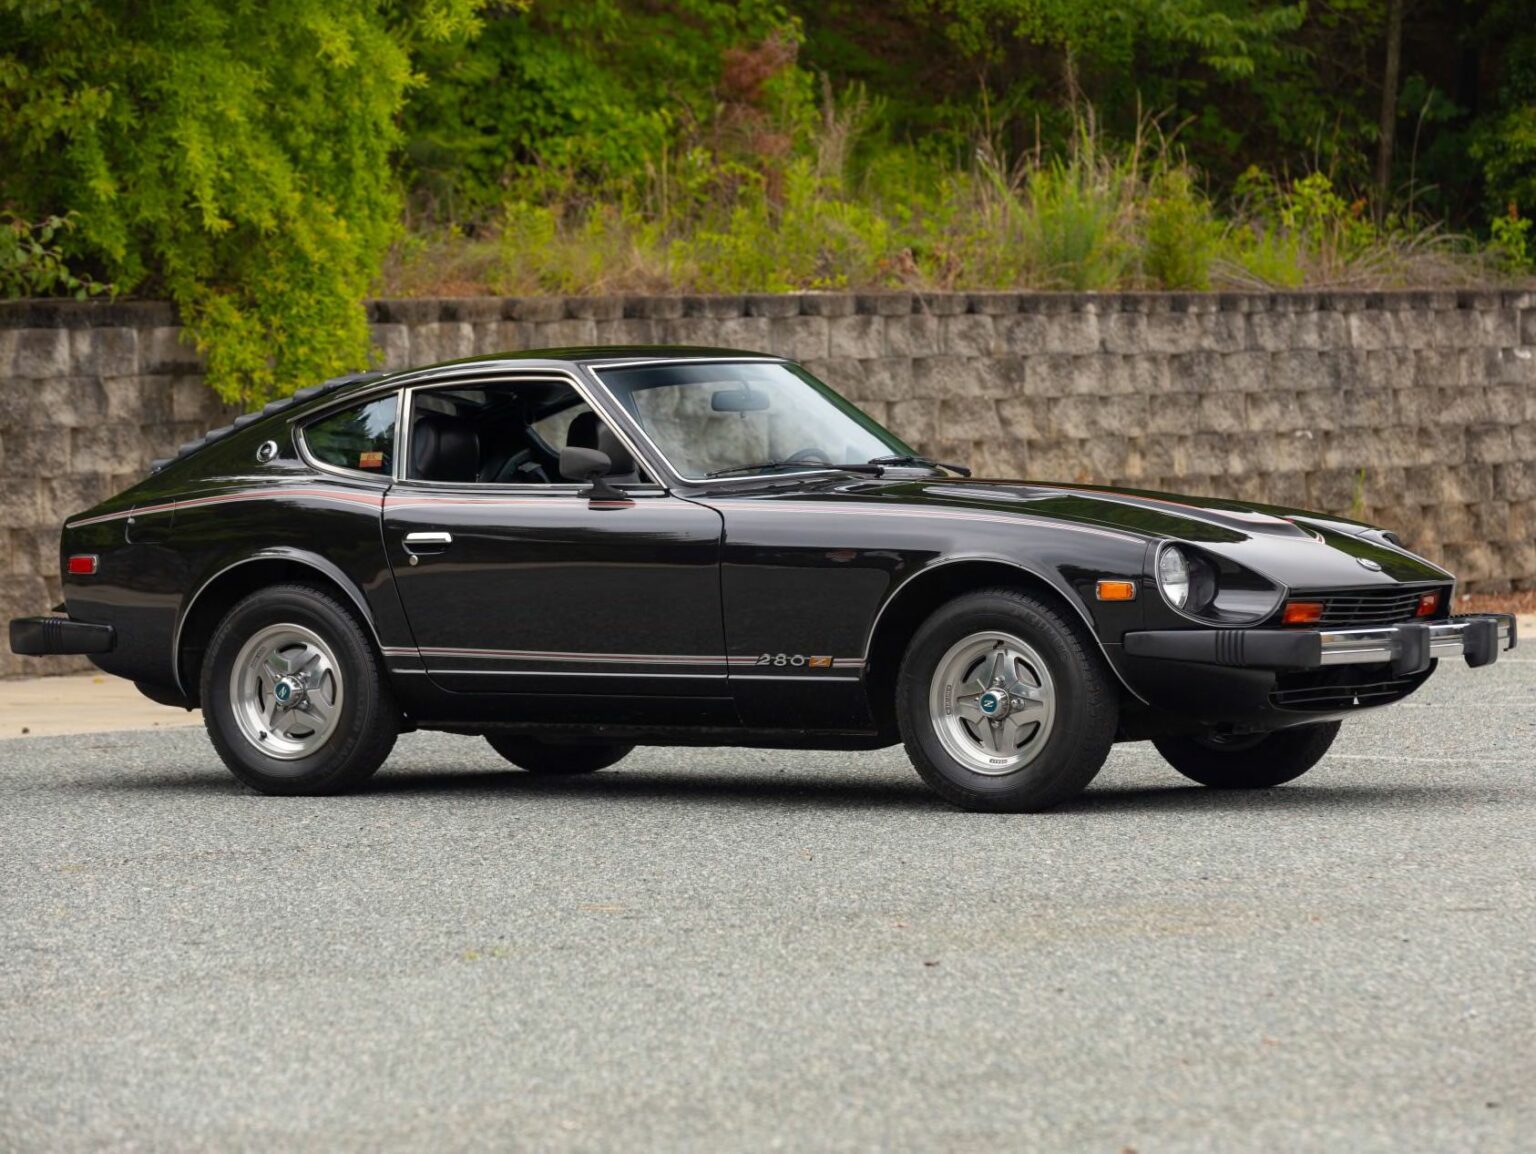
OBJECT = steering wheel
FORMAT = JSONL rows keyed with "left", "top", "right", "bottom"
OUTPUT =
{"left": 785, "top": 446, "right": 831, "bottom": 465}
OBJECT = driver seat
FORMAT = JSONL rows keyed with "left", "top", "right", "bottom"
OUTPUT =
{"left": 411, "top": 412, "right": 480, "bottom": 482}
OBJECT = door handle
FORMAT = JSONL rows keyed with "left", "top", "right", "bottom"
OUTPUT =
{"left": 403, "top": 531, "right": 453, "bottom": 555}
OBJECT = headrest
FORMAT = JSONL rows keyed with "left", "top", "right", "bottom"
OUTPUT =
{"left": 411, "top": 412, "right": 480, "bottom": 482}
{"left": 566, "top": 409, "right": 600, "bottom": 450}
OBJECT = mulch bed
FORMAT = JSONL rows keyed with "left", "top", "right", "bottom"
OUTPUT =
{"left": 1456, "top": 590, "right": 1536, "bottom": 617}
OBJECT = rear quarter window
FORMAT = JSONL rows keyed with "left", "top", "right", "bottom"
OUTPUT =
{"left": 303, "top": 395, "right": 398, "bottom": 475}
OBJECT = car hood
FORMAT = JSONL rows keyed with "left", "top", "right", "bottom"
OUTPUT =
{"left": 826, "top": 477, "right": 1454, "bottom": 588}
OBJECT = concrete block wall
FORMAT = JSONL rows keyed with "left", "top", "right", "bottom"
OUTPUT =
{"left": 3, "top": 290, "right": 1533, "bottom": 676}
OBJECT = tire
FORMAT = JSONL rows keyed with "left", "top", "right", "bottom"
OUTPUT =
{"left": 897, "top": 588, "right": 1118, "bottom": 813}
{"left": 201, "top": 584, "right": 398, "bottom": 795}
{"left": 1152, "top": 722, "right": 1341, "bottom": 789}
{"left": 485, "top": 735, "right": 633, "bottom": 774}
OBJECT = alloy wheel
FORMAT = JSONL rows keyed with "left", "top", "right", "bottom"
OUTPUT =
{"left": 927, "top": 629, "right": 1057, "bottom": 775}
{"left": 228, "top": 623, "right": 344, "bottom": 760}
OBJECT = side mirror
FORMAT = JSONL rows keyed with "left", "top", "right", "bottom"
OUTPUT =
{"left": 559, "top": 445, "right": 625, "bottom": 501}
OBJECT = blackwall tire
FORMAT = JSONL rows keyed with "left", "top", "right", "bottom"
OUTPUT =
{"left": 1152, "top": 722, "right": 1341, "bottom": 789}
{"left": 485, "top": 735, "right": 633, "bottom": 774}
{"left": 201, "top": 584, "right": 398, "bottom": 796}
{"left": 896, "top": 588, "right": 1118, "bottom": 813}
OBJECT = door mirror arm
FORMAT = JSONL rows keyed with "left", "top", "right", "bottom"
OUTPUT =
{"left": 559, "top": 446, "right": 627, "bottom": 501}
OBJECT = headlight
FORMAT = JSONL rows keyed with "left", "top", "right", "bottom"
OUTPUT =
{"left": 1158, "top": 545, "right": 1191, "bottom": 609}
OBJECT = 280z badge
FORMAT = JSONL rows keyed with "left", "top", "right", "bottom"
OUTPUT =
{"left": 755, "top": 654, "right": 834, "bottom": 668}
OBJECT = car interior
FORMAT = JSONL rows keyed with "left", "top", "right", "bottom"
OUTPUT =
{"left": 407, "top": 381, "right": 648, "bottom": 487}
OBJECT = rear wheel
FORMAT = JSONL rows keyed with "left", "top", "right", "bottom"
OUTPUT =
{"left": 897, "top": 588, "right": 1118, "bottom": 812}
{"left": 201, "top": 584, "right": 398, "bottom": 795}
{"left": 485, "top": 735, "right": 632, "bottom": 775}
{"left": 1152, "top": 722, "right": 1341, "bottom": 789}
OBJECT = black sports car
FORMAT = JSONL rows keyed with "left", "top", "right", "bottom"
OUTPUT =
{"left": 10, "top": 347, "right": 1518, "bottom": 811}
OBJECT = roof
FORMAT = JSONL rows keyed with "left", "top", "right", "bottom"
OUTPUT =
{"left": 407, "top": 345, "right": 775, "bottom": 368}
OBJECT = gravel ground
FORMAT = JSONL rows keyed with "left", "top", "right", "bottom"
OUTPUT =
{"left": 2, "top": 658, "right": 1533, "bottom": 1152}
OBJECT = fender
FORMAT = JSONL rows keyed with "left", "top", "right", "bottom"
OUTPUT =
{"left": 173, "top": 547, "right": 386, "bottom": 695}
{"left": 860, "top": 552, "right": 1151, "bottom": 705}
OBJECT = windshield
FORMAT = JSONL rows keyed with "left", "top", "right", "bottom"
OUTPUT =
{"left": 594, "top": 361, "right": 913, "bottom": 481}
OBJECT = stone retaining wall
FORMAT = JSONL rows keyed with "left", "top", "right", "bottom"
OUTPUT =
{"left": 3, "top": 291, "right": 1533, "bottom": 676}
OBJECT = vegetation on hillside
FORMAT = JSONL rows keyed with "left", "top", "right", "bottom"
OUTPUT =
{"left": 3, "top": 0, "right": 1535, "bottom": 401}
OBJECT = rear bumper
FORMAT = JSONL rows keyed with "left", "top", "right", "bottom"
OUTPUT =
{"left": 1124, "top": 613, "right": 1516, "bottom": 678}
{"left": 9, "top": 615, "right": 115, "bottom": 656}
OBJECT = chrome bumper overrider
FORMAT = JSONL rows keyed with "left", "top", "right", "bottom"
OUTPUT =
{"left": 1123, "top": 613, "right": 1517, "bottom": 676}
{"left": 1318, "top": 616, "right": 1516, "bottom": 666}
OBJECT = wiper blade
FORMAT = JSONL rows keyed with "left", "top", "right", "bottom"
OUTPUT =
{"left": 867, "top": 454, "right": 973, "bottom": 477}
{"left": 705, "top": 460, "right": 884, "bottom": 479}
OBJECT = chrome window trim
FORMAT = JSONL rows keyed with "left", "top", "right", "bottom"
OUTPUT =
{"left": 585, "top": 357, "right": 895, "bottom": 488}
{"left": 293, "top": 389, "right": 403, "bottom": 486}
{"left": 394, "top": 368, "right": 668, "bottom": 495}
{"left": 591, "top": 355, "right": 785, "bottom": 370}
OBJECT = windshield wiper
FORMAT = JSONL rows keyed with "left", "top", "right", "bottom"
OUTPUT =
{"left": 866, "top": 454, "right": 973, "bottom": 477}
{"left": 705, "top": 460, "right": 884, "bottom": 479}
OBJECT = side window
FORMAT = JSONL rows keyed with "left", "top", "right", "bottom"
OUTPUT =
{"left": 405, "top": 379, "right": 648, "bottom": 486}
{"left": 303, "top": 395, "right": 398, "bottom": 476}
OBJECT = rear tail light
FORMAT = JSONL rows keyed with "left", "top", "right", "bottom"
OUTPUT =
{"left": 1282, "top": 600, "right": 1324, "bottom": 625}
{"left": 1415, "top": 591, "right": 1439, "bottom": 617}
{"left": 67, "top": 555, "right": 99, "bottom": 576}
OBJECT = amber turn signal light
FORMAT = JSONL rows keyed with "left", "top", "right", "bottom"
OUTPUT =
{"left": 67, "top": 555, "right": 98, "bottom": 575}
{"left": 1096, "top": 579, "right": 1137, "bottom": 602}
{"left": 1415, "top": 591, "right": 1439, "bottom": 617}
{"left": 1282, "top": 600, "right": 1324, "bottom": 625}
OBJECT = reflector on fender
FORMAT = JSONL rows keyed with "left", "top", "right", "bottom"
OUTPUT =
{"left": 1283, "top": 600, "right": 1324, "bottom": 625}
{"left": 1096, "top": 579, "right": 1137, "bottom": 602}
{"left": 67, "top": 555, "right": 98, "bottom": 576}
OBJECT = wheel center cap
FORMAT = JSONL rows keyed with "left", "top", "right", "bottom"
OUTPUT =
{"left": 979, "top": 689, "right": 1011, "bottom": 719}
{"left": 273, "top": 677, "right": 305, "bottom": 709}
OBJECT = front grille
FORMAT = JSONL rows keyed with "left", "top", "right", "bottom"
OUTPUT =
{"left": 1269, "top": 666, "right": 1431, "bottom": 711}
{"left": 1292, "top": 585, "right": 1447, "bottom": 627}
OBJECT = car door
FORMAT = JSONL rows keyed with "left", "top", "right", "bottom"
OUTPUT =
{"left": 381, "top": 374, "right": 731, "bottom": 723}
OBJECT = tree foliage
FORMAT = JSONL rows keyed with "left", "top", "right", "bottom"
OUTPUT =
{"left": 0, "top": 0, "right": 486, "bottom": 404}
{"left": 2, "top": 0, "right": 1533, "bottom": 392}
{"left": 402, "top": 1, "right": 798, "bottom": 220}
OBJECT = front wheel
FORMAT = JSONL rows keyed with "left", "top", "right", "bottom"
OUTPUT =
{"left": 201, "top": 584, "right": 399, "bottom": 795}
{"left": 1152, "top": 722, "right": 1341, "bottom": 789}
{"left": 485, "top": 735, "right": 633, "bottom": 775}
{"left": 897, "top": 588, "right": 1119, "bottom": 813}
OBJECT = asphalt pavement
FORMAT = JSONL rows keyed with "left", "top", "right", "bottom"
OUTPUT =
{"left": 2, "top": 659, "right": 1534, "bottom": 1152}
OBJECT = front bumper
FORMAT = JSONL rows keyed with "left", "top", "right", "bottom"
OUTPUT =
{"left": 9, "top": 615, "right": 115, "bottom": 656}
{"left": 1124, "top": 613, "right": 1516, "bottom": 678}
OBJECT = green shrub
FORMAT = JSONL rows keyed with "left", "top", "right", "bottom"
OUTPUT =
{"left": 0, "top": 0, "right": 485, "bottom": 406}
{"left": 0, "top": 212, "right": 110, "bottom": 300}
{"left": 1141, "top": 170, "right": 1220, "bottom": 289}
{"left": 681, "top": 159, "right": 895, "bottom": 292}
{"left": 1490, "top": 206, "right": 1533, "bottom": 271}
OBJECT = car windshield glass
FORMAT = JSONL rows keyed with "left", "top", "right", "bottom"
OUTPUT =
{"left": 595, "top": 361, "right": 912, "bottom": 481}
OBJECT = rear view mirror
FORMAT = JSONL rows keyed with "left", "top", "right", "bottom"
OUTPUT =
{"left": 711, "top": 388, "right": 771, "bottom": 413}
